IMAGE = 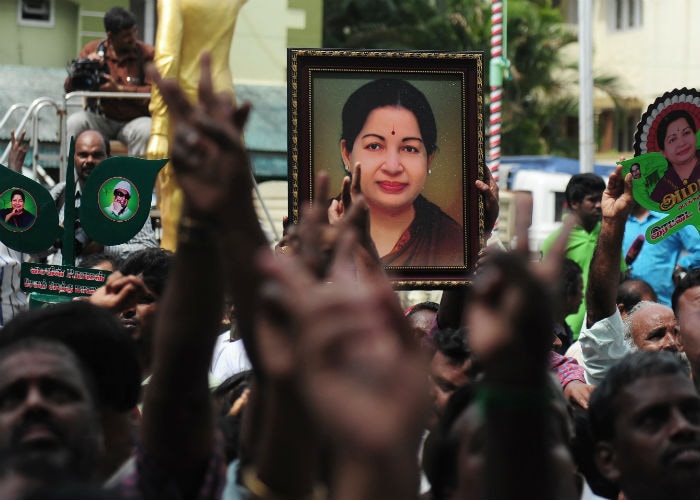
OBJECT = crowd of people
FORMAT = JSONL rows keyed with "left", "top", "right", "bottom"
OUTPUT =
{"left": 0, "top": 54, "right": 698, "bottom": 500}
{"left": 2, "top": 6, "right": 700, "bottom": 500}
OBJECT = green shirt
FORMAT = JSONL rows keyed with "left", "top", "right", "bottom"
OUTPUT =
{"left": 542, "top": 221, "right": 627, "bottom": 340}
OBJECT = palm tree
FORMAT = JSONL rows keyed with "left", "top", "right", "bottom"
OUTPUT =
{"left": 323, "top": 0, "right": 620, "bottom": 157}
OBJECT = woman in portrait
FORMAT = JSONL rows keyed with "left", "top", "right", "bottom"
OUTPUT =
{"left": 329, "top": 79, "right": 464, "bottom": 266}
{"left": 649, "top": 109, "right": 700, "bottom": 205}
{"left": 0, "top": 189, "right": 35, "bottom": 230}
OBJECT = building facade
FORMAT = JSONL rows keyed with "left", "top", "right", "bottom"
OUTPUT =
{"left": 558, "top": 0, "right": 700, "bottom": 155}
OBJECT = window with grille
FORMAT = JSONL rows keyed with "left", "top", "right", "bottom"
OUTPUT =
{"left": 17, "top": 0, "right": 54, "bottom": 27}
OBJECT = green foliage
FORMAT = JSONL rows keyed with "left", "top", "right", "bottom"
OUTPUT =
{"left": 323, "top": 0, "right": 489, "bottom": 50}
{"left": 322, "top": 0, "right": 606, "bottom": 157}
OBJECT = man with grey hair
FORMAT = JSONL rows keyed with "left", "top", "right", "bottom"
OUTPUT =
{"left": 621, "top": 300, "right": 679, "bottom": 352}
{"left": 579, "top": 165, "right": 681, "bottom": 385}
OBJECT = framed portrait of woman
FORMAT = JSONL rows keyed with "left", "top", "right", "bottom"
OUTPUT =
{"left": 288, "top": 49, "right": 485, "bottom": 287}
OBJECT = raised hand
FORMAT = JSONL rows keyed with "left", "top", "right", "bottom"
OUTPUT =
{"left": 286, "top": 167, "right": 378, "bottom": 280}
{"left": 88, "top": 271, "right": 153, "bottom": 314}
{"left": 257, "top": 227, "right": 427, "bottom": 458}
{"left": 476, "top": 165, "right": 500, "bottom": 236}
{"left": 8, "top": 129, "right": 28, "bottom": 173}
{"left": 328, "top": 162, "right": 362, "bottom": 225}
{"left": 149, "top": 53, "right": 253, "bottom": 221}
{"left": 602, "top": 163, "right": 634, "bottom": 220}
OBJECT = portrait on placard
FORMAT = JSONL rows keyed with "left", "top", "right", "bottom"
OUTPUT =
{"left": 99, "top": 177, "right": 139, "bottom": 222}
{"left": 289, "top": 49, "right": 485, "bottom": 287}
{"left": 620, "top": 88, "right": 700, "bottom": 243}
{"left": 0, "top": 188, "right": 37, "bottom": 232}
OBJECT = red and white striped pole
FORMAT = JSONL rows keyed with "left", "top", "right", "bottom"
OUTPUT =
{"left": 489, "top": 0, "right": 504, "bottom": 182}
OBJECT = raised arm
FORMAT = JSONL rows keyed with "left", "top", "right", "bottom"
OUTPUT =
{"left": 586, "top": 164, "right": 634, "bottom": 326}
{"left": 437, "top": 167, "right": 500, "bottom": 331}
{"left": 8, "top": 129, "right": 28, "bottom": 173}
{"left": 139, "top": 53, "right": 250, "bottom": 498}
{"left": 257, "top": 216, "right": 426, "bottom": 500}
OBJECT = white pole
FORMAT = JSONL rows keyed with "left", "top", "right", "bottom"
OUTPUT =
{"left": 578, "top": 0, "right": 594, "bottom": 173}
{"left": 143, "top": 0, "right": 156, "bottom": 46}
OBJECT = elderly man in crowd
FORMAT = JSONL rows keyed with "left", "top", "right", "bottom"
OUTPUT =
{"left": 579, "top": 165, "right": 682, "bottom": 386}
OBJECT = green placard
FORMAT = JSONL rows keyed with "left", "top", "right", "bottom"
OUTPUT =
{"left": 80, "top": 156, "right": 167, "bottom": 246}
{"left": 0, "top": 150, "right": 165, "bottom": 261}
{"left": 0, "top": 168, "right": 61, "bottom": 253}
{"left": 621, "top": 146, "right": 700, "bottom": 243}
{"left": 625, "top": 88, "right": 700, "bottom": 243}
{"left": 21, "top": 262, "right": 110, "bottom": 298}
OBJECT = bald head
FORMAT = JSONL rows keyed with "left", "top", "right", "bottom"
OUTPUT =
{"left": 74, "top": 131, "right": 108, "bottom": 186}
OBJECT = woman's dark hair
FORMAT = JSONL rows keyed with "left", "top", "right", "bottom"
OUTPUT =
{"left": 10, "top": 189, "right": 24, "bottom": 202}
{"left": 404, "top": 300, "right": 439, "bottom": 317}
{"left": 341, "top": 79, "right": 438, "bottom": 156}
{"left": 657, "top": 109, "right": 697, "bottom": 151}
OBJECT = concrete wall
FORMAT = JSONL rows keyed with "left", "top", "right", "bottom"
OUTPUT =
{"left": 0, "top": 0, "right": 132, "bottom": 68}
{"left": 592, "top": 0, "right": 700, "bottom": 106}
{"left": 231, "top": 0, "right": 322, "bottom": 84}
{"left": 0, "top": 0, "right": 77, "bottom": 67}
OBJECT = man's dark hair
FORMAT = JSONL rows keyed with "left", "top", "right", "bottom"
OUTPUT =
{"left": 0, "top": 301, "right": 141, "bottom": 412}
{"left": 79, "top": 252, "right": 122, "bottom": 271}
{"left": 118, "top": 248, "right": 173, "bottom": 298}
{"left": 560, "top": 258, "right": 583, "bottom": 296}
{"left": 104, "top": 7, "right": 136, "bottom": 34}
{"left": 618, "top": 279, "right": 658, "bottom": 315}
{"left": 0, "top": 337, "right": 96, "bottom": 403}
{"left": 432, "top": 327, "right": 470, "bottom": 365}
{"left": 0, "top": 337, "right": 101, "bottom": 487}
{"left": 672, "top": 268, "right": 700, "bottom": 315}
{"left": 565, "top": 173, "right": 605, "bottom": 206}
{"left": 588, "top": 350, "right": 689, "bottom": 442}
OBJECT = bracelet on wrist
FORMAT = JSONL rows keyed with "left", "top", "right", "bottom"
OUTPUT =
{"left": 240, "top": 466, "right": 326, "bottom": 500}
{"left": 177, "top": 215, "right": 216, "bottom": 246}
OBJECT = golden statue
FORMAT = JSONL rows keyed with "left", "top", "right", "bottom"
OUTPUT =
{"left": 147, "top": 0, "right": 248, "bottom": 250}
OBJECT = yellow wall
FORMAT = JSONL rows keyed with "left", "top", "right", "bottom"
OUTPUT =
{"left": 231, "top": 0, "right": 322, "bottom": 84}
